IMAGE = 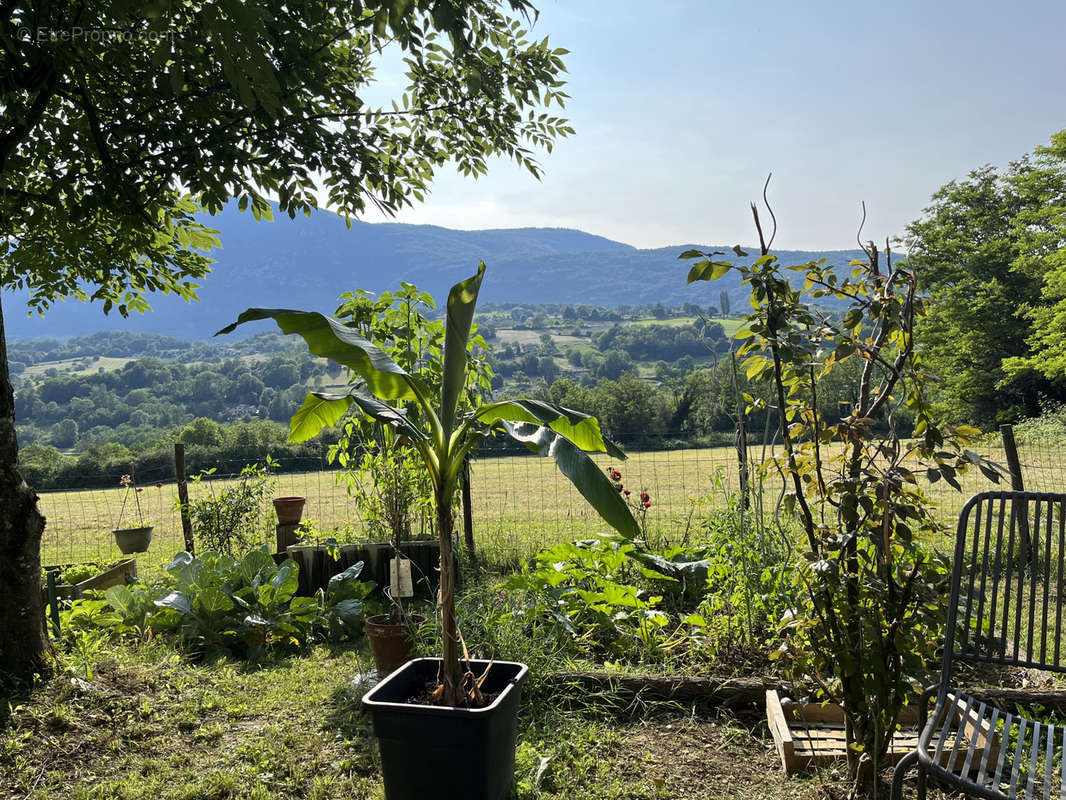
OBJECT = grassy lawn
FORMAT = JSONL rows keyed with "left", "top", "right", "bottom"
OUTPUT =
{"left": 16, "top": 444, "right": 1052, "bottom": 799}
{"left": 0, "top": 634, "right": 833, "bottom": 800}
{"left": 37, "top": 440, "right": 1038, "bottom": 571}
{"left": 614, "top": 316, "right": 746, "bottom": 338}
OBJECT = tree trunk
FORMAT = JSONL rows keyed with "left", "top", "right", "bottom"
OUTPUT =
{"left": 0, "top": 295, "right": 51, "bottom": 683}
{"left": 436, "top": 488, "right": 460, "bottom": 705}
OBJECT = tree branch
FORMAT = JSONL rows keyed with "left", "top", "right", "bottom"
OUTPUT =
{"left": 0, "top": 68, "right": 59, "bottom": 177}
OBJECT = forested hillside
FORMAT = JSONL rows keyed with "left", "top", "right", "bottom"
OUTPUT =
{"left": 3, "top": 203, "right": 870, "bottom": 340}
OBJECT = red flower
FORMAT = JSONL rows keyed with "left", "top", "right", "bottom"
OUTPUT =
{"left": 610, "top": 470, "right": 621, "bottom": 481}
{"left": 136, "top": 487, "right": 143, "bottom": 493}
{"left": 155, "top": 482, "right": 164, "bottom": 488}
{"left": 623, "top": 490, "right": 631, "bottom": 496}
{"left": 639, "top": 491, "right": 650, "bottom": 503}
{"left": 643, "top": 501, "right": 651, "bottom": 508}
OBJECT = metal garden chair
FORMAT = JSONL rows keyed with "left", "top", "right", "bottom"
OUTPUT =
{"left": 892, "top": 491, "right": 1066, "bottom": 800}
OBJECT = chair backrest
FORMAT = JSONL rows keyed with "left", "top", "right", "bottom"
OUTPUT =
{"left": 944, "top": 491, "right": 1066, "bottom": 681}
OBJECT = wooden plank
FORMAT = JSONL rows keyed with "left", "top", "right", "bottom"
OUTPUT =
{"left": 765, "top": 690, "right": 798, "bottom": 774}
{"left": 77, "top": 558, "right": 137, "bottom": 592}
{"left": 955, "top": 693, "right": 1001, "bottom": 769}
{"left": 788, "top": 700, "right": 844, "bottom": 724}
{"left": 783, "top": 698, "right": 921, "bottom": 725}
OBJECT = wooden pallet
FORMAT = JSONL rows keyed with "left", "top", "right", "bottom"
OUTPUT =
{"left": 766, "top": 690, "right": 998, "bottom": 775}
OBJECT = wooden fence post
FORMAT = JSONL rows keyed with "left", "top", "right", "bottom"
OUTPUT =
{"left": 729, "top": 353, "right": 750, "bottom": 509}
{"left": 1000, "top": 423, "right": 1032, "bottom": 562}
{"left": 174, "top": 443, "right": 195, "bottom": 554}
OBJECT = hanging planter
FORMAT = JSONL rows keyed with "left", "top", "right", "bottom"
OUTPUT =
{"left": 112, "top": 526, "right": 153, "bottom": 554}
{"left": 111, "top": 473, "right": 153, "bottom": 554}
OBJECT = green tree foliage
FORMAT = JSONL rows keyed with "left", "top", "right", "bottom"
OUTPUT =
{"left": 1002, "top": 131, "right": 1066, "bottom": 383}
{"left": 547, "top": 374, "right": 673, "bottom": 445}
{"left": 1, "top": 0, "right": 570, "bottom": 680}
{"left": 15, "top": 350, "right": 327, "bottom": 451}
{"left": 908, "top": 130, "right": 1066, "bottom": 425}
{"left": 599, "top": 348, "right": 634, "bottom": 380}
{"left": 593, "top": 321, "right": 723, "bottom": 362}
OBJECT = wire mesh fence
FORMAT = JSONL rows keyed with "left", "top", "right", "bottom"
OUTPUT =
{"left": 33, "top": 433, "right": 1066, "bottom": 571}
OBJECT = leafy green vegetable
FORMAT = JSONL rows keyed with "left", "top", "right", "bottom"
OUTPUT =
{"left": 75, "top": 546, "right": 378, "bottom": 661}
{"left": 61, "top": 564, "right": 97, "bottom": 586}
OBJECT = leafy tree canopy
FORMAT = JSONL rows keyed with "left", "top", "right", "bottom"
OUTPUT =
{"left": 0, "top": 0, "right": 570, "bottom": 681}
{"left": 906, "top": 130, "right": 1066, "bottom": 425}
{"left": 1001, "top": 132, "right": 1066, "bottom": 383}
{"left": 1, "top": 0, "right": 571, "bottom": 313}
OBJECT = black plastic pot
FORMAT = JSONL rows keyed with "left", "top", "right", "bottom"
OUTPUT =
{"left": 362, "top": 658, "right": 529, "bottom": 800}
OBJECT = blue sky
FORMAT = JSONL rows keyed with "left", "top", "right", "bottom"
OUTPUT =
{"left": 367, "top": 0, "right": 1066, "bottom": 251}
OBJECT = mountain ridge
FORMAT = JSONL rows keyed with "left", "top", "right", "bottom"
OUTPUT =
{"left": 3, "top": 204, "right": 868, "bottom": 340}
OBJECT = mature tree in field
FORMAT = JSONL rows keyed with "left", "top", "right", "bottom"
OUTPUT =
{"left": 907, "top": 165, "right": 1044, "bottom": 424}
{"left": 589, "top": 373, "right": 671, "bottom": 443}
{"left": 1001, "top": 132, "right": 1066, "bottom": 383}
{"left": 907, "top": 130, "right": 1066, "bottom": 425}
{"left": 0, "top": 0, "right": 569, "bottom": 682}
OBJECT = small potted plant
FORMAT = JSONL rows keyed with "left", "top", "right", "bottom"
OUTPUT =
{"left": 112, "top": 473, "right": 153, "bottom": 554}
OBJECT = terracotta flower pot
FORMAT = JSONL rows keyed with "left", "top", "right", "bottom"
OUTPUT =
{"left": 365, "top": 614, "right": 426, "bottom": 678}
{"left": 272, "top": 496, "right": 306, "bottom": 525}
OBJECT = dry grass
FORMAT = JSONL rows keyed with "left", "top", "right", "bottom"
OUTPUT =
{"left": 36, "top": 442, "right": 1063, "bottom": 570}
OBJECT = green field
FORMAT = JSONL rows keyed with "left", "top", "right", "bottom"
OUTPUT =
{"left": 37, "top": 441, "right": 1055, "bottom": 570}
{"left": 626, "top": 315, "right": 745, "bottom": 336}
{"left": 22, "top": 355, "right": 134, "bottom": 379}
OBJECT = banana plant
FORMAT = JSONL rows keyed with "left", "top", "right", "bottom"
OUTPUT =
{"left": 217, "top": 262, "right": 639, "bottom": 706}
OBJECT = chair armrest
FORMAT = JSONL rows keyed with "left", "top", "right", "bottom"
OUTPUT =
{"left": 917, "top": 684, "right": 940, "bottom": 728}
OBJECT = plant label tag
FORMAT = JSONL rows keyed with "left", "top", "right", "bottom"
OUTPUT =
{"left": 390, "top": 558, "right": 414, "bottom": 598}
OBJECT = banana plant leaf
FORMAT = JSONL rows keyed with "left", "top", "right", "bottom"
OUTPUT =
{"left": 472, "top": 399, "right": 625, "bottom": 458}
{"left": 289, "top": 391, "right": 427, "bottom": 444}
{"left": 502, "top": 421, "right": 640, "bottom": 539}
{"left": 440, "top": 262, "right": 485, "bottom": 437}
{"left": 216, "top": 308, "right": 428, "bottom": 402}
